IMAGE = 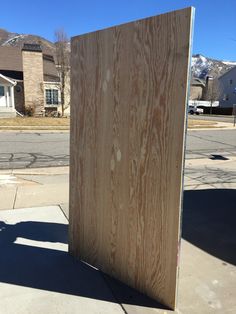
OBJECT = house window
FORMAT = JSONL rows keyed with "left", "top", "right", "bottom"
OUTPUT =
{"left": 230, "top": 79, "right": 233, "bottom": 85}
{"left": 45, "top": 89, "right": 59, "bottom": 105}
{"left": 0, "top": 86, "right": 4, "bottom": 96}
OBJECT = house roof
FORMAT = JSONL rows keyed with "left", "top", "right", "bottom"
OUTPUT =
{"left": 0, "top": 46, "right": 59, "bottom": 82}
{"left": 0, "top": 73, "right": 17, "bottom": 85}
{"left": 191, "top": 77, "right": 205, "bottom": 87}
{"left": 0, "top": 46, "right": 22, "bottom": 72}
{"left": 218, "top": 65, "right": 236, "bottom": 80}
{"left": 191, "top": 77, "right": 205, "bottom": 86}
{"left": 43, "top": 56, "right": 59, "bottom": 81}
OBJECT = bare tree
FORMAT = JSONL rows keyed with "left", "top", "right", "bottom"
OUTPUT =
{"left": 54, "top": 29, "right": 70, "bottom": 117}
{"left": 204, "top": 77, "right": 222, "bottom": 114}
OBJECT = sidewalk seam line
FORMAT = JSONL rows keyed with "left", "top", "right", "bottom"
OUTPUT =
{"left": 57, "top": 204, "right": 126, "bottom": 313}
{"left": 99, "top": 274, "right": 128, "bottom": 314}
{"left": 58, "top": 204, "right": 69, "bottom": 221}
{"left": 13, "top": 186, "right": 18, "bottom": 209}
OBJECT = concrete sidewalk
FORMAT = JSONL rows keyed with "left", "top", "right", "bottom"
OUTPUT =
{"left": 0, "top": 166, "right": 69, "bottom": 210}
{"left": 184, "top": 156, "right": 236, "bottom": 190}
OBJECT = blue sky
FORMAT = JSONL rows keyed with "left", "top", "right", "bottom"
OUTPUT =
{"left": 1, "top": 0, "right": 236, "bottom": 61}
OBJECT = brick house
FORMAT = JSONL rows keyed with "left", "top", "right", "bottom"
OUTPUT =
{"left": 0, "top": 43, "right": 65, "bottom": 117}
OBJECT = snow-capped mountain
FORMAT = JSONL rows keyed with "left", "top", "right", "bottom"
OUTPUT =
{"left": 0, "top": 28, "right": 55, "bottom": 53}
{"left": 191, "top": 54, "right": 236, "bottom": 79}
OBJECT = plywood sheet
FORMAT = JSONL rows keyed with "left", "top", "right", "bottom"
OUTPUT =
{"left": 69, "top": 7, "right": 194, "bottom": 310}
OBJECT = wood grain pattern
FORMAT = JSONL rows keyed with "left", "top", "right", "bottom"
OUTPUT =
{"left": 69, "top": 7, "right": 194, "bottom": 310}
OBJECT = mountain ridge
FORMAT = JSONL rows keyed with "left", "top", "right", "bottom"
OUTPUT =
{"left": 0, "top": 28, "right": 55, "bottom": 53}
{"left": 0, "top": 29, "right": 235, "bottom": 78}
{"left": 192, "top": 54, "right": 236, "bottom": 79}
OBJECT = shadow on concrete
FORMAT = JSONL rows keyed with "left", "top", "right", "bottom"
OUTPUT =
{"left": 210, "top": 154, "right": 229, "bottom": 161}
{"left": 0, "top": 220, "right": 168, "bottom": 310}
{"left": 102, "top": 273, "right": 168, "bottom": 310}
{"left": 0, "top": 221, "right": 68, "bottom": 244}
{"left": 183, "top": 189, "right": 236, "bottom": 265}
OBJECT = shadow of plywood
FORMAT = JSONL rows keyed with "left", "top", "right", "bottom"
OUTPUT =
{"left": 183, "top": 189, "right": 236, "bottom": 265}
{"left": 0, "top": 221, "right": 115, "bottom": 301}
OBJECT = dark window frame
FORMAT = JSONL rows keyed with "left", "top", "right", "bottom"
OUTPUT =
{"left": 45, "top": 89, "right": 59, "bottom": 105}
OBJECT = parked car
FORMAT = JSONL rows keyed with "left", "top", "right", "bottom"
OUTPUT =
{"left": 188, "top": 105, "right": 204, "bottom": 115}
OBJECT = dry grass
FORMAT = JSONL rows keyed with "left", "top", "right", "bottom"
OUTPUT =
{"left": 0, "top": 117, "right": 70, "bottom": 128}
{"left": 0, "top": 117, "right": 222, "bottom": 130}
{"left": 188, "top": 119, "right": 218, "bottom": 129}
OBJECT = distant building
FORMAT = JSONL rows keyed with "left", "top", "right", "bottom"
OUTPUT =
{"left": 190, "top": 78, "right": 205, "bottom": 100}
{"left": 218, "top": 66, "right": 236, "bottom": 110}
{"left": 0, "top": 44, "right": 67, "bottom": 117}
{"left": 189, "top": 76, "right": 223, "bottom": 114}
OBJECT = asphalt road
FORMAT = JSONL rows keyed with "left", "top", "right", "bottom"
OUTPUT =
{"left": 0, "top": 132, "right": 70, "bottom": 169}
{"left": 186, "top": 129, "right": 236, "bottom": 159}
{"left": 0, "top": 129, "right": 235, "bottom": 169}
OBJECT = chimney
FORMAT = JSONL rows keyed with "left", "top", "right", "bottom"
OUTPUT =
{"left": 203, "top": 75, "right": 213, "bottom": 100}
{"left": 22, "top": 43, "right": 44, "bottom": 115}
